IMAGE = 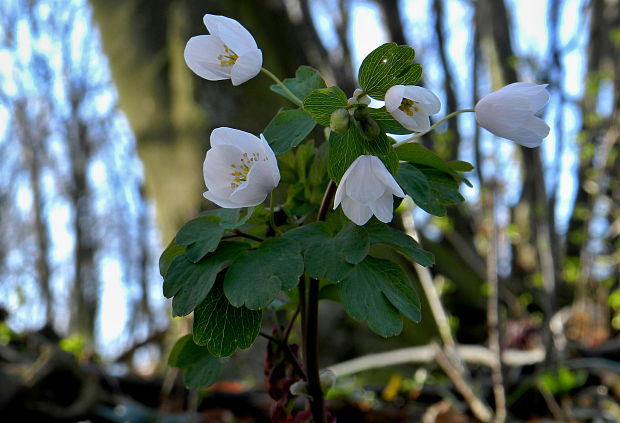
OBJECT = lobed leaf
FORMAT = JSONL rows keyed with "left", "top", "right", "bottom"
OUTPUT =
{"left": 340, "top": 256, "right": 421, "bottom": 337}
{"left": 264, "top": 108, "right": 316, "bottom": 154}
{"left": 364, "top": 221, "right": 434, "bottom": 267}
{"left": 270, "top": 65, "right": 327, "bottom": 103}
{"left": 163, "top": 241, "right": 249, "bottom": 317}
{"left": 193, "top": 282, "right": 262, "bottom": 357}
{"left": 223, "top": 238, "right": 304, "bottom": 309}
{"left": 358, "top": 43, "right": 423, "bottom": 101}
{"left": 396, "top": 163, "right": 446, "bottom": 216}
{"left": 303, "top": 224, "right": 369, "bottom": 282}
{"left": 303, "top": 87, "right": 348, "bottom": 127}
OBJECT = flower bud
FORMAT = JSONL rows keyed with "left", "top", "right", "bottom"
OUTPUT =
{"left": 329, "top": 108, "right": 350, "bottom": 134}
{"left": 359, "top": 118, "right": 381, "bottom": 140}
{"left": 353, "top": 106, "right": 370, "bottom": 121}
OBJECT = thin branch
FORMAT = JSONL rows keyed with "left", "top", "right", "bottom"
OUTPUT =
{"left": 221, "top": 230, "right": 264, "bottom": 243}
{"left": 326, "top": 344, "right": 545, "bottom": 377}
{"left": 433, "top": 344, "right": 494, "bottom": 423}
{"left": 259, "top": 332, "right": 307, "bottom": 381}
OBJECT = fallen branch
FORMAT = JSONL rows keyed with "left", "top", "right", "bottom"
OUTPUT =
{"left": 326, "top": 344, "right": 545, "bottom": 377}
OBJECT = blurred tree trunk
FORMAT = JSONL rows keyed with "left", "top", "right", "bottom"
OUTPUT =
{"left": 89, "top": 0, "right": 315, "bottom": 242}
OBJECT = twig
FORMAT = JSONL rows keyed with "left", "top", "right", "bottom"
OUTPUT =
{"left": 283, "top": 306, "right": 300, "bottom": 342}
{"left": 433, "top": 344, "right": 494, "bottom": 423}
{"left": 259, "top": 332, "right": 307, "bottom": 381}
{"left": 486, "top": 186, "right": 507, "bottom": 422}
{"left": 221, "top": 230, "right": 264, "bottom": 243}
{"left": 326, "top": 344, "right": 545, "bottom": 377}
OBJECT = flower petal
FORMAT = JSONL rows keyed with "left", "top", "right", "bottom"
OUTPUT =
{"left": 511, "top": 117, "right": 550, "bottom": 148}
{"left": 229, "top": 161, "right": 275, "bottom": 206}
{"left": 390, "top": 108, "right": 428, "bottom": 132}
{"left": 210, "top": 127, "right": 263, "bottom": 153}
{"left": 401, "top": 85, "right": 441, "bottom": 113}
{"left": 345, "top": 156, "right": 386, "bottom": 203}
{"left": 203, "top": 190, "right": 244, "bottom": 208}
{"left": 203, "top": 144, "right": 243, "bottom": 193}
{"left": 385, "top": 85, "right": 406, "bottom": 112}
{"left": 259, "top": 134, "right": 280, "bottom": 187}
{"left": 231, "top": 49, "right": 263, "bottom": 86}
{"left": 370, "top": 157, "right": 405, "bottom": 197}
{"left": 184, "top": 35, "right": 230, "bottom": 80}
{"left": 341, "top": 196, "right": 373, "bottom": 226}
{"left": 369, "top": 190, "right": 395, "bottom": 223}
{"left": 203, "top": 14, "right": 258, "bottom": 56}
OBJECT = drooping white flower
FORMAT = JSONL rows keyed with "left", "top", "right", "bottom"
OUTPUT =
{"left": 334, "top": 155, "right": 405, "bottom": 226}
{"left": 385, "top": 85, "right": 441, "bottom": 132}
{"left": 203, "top": 127, "right": 279, "bottom": 208}
{"left": 475, "top": 82, "right": 550, "bottom": 147}
{"left": 184, "top": 14, "right": 262, "bottom": 86}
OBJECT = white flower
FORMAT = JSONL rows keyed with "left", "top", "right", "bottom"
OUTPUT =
{"left": 203, "top": 127, "right": 279, "bottom": 208}
{"left": 184, "top": 14, "right": 262, "bottom": 86}
{"left": 475, "top": 82, "right": 550, "bottom": 147}
{"left": 385, "top": 85, "right": 441, "bottom": 132}
{"left": 334, "top": 155, "right": 405, "bottom": 226}
{"left": 347, "top": 88, "right": 371, "bottom": 108}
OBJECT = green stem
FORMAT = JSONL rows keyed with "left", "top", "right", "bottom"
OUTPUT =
{"left": 269, "top": 191, "right": 281, "bottom": 235}
{"left": 261, "top": 67, "right": 304, "bottom": 108}
{"left": 392, "top": 108, "right": 475, "bottom": 148}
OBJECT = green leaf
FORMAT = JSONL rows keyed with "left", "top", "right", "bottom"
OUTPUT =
{"left": 168, "top": 334, "right": 192, "bottom": 367}
{"left": 421, "top": 169, "right": 464, "bottom": 205}
{"left": 364, "top": 131, "right": 391, "bottom": 156}
{"left": 303, "top": 87, "right": 348, "bottom": 127}
{"left": 163, "top": 241, "right": 249, "bottom": 317}
{"left": 264, "top": 108, "right": 316, "bottom": 154}
{"left": 176, "top": 216, "right": 225, "bottom": 263}
{"left": 282, "top": 222, "right": 332, "bottom": 248}
{"left": 340, "top": 256, "right": 421, "bottom": 336}
{"left": 396, "top": 163, "right": 446, "bottom": 216}
{"left": 394, "top": 142, "right": 451, "bottom": 173}
{"left": 340, "top": 260, "right": 403, "bottom": 337}
{"left": 168, "top": 335, "right": 224, "bottom": 389}
{"left": 224, "top": 238, "right": 304, "bottom": 309}
{"left": 364, "top": 221, "right": 434, "bottom": 267}
{"left": 328, "top": 124, "right": 366, "bottom": 182}
{"left": 200, "top": 208, "right": 255, "bottom": 230}
{"left": 270, "top": 65, "right": 327, "bottom": 103}
{"left": 159, "top": 239, "right": 185, "bottom": 278}
{"left": 193, "top": 282, "right": 262, "bottom": 357}
{"left": 366, "top": 256, "right": 421, "bottom": 323}
{"left": 447, "top": 160, "right": 474, "bottom": 172}
{"left": 184, "top": 353, "right": 222, "bottom": 389}
{"left": 304, "top": 224, "right": 369, "bottom": 282}
{"left": 358, "top": 43, "right": 423, "bottom": 101}
{"left": 381, "top": 146, "right": 400, "bottom": 176}
{"left": 368, "top": 107, "right": 412, "bottom": 135}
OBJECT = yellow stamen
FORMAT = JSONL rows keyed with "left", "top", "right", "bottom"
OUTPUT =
{"left": 398, "top": 98, "right": 420, "bottom": 117}
{"left": 229, "top": 153, "right": 262, "bottom": 189}
{"left": 217, "top": 45, "right": 238, "bottom": 67}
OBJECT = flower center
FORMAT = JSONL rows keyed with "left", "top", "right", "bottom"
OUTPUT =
{"left": 398, "top": 98, "right": 420, "bottom": 117}
{"left": 229, "top": 152, "right": 261, "bottom": 189}
{"left": 218, "top": 45, "right": 238, "bottom": 67}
